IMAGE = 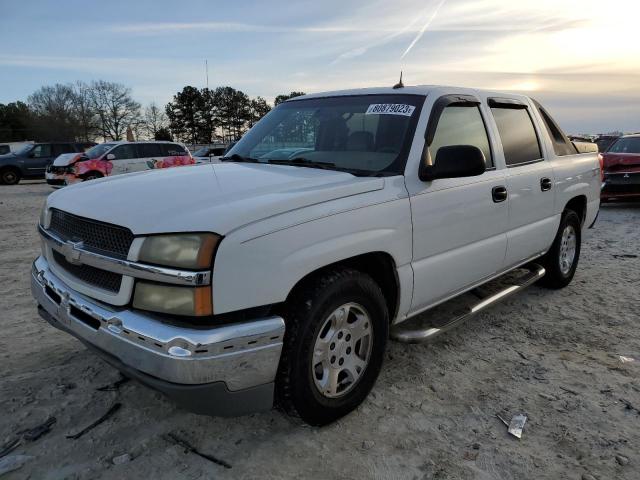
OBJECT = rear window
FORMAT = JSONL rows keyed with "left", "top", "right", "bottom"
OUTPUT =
{"left": 607, "top": 137, "right": 640, "bottom": 154}
{"left": 490, "top": 106, "right": 542, "bottom": 166}
{"left": 163, "top": 144, "right": 188, "bottom": 156}
{"left": 534, "top": 102, "right": 577, "bottom": 156}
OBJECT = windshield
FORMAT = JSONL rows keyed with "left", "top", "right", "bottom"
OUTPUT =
{"left": 226, "top": 94, "right": 424, "bottom": 176}
{"left": 84, "top": 143, "right": 116, "bottom": 159}
{"left": 15, "top": 144, "right": 34, "bottom": 155}
{"left": 607, "top": 137, "right": 640, "bottom": 154}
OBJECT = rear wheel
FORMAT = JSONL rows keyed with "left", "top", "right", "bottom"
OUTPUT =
{"left": 276, "top": 268, "right": 388, "bottom": 425}
{"left": 0, "top": 168, "right": 21, "bottom": 185}
{"left": 538, "top": 210, "right": 581, "bottom": 289}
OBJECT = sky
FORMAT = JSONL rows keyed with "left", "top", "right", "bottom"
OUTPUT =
{"left": 1, "top": 0, "right": 638, "bottom": 133}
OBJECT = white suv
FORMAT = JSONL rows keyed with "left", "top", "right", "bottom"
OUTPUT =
{"left": 45, "top": 141, "right": 194, "bottom": 187}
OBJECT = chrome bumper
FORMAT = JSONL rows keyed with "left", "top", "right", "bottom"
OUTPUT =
{"left": 31, "top": 255, "right": 285, "bottom": 391}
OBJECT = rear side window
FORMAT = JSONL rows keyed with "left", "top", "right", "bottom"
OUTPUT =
{"left": 534, "top": 102, "right": 577, "bottom": 156}
{"left": 429, "top": 105, "right": 493, "bottom": 168}
{"left": 139, "top": 143, "right": 164, "bottom": 157}
{"left": 52, "top": 144, "right": 75, "bottom": 156}
{"left": 31, "top": 144, "right": 52, "bottom": 158}
{"left": 490, "top": 106, "right": 542, "bottom": 166}
{"left": 162, "top": 143, "right": 188, "bottom": 156}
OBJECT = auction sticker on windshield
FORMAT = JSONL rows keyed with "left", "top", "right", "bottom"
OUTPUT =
{"left": 366, "top": 104, "right": 416, "bottom": 116}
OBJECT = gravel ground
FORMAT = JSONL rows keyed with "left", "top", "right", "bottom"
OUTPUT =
{"left": 1, "top": 181, "right": 638, "bottom": 480}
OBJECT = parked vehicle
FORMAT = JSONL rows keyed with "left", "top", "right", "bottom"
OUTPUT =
{"left": 0, "top": 141, "right": 35, "bottom": 155}
{"left": 0, "top": 142, "right": 94, "bottom": 185}
{"left": 600, "top": 134, "right": 640, "bottom": 201}
{"left": 595, "top": 135, "right": 620, "bottom": 153}
{"left": 31, "top": 86, "right": 600, "bottom": 425}
{"left": 192, "top": 144, "right": 228, "bottom": 164}
{"left": 45, "top": 141, "right": 194, "bottom": 187}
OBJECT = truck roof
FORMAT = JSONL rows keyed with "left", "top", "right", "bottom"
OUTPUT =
{"left": 292, "top": 85, "right": 532, "bottom": 102}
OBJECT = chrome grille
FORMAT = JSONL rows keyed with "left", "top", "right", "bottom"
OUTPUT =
{"left": 49, "top": 209, "right": 134, "bottom": 259}
{"left": 52, "top": 250, "right": 122, "bottom": 293}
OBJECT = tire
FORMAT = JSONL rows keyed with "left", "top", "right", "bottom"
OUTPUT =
{"left": 0, "top": 168, "right": 21, "bottom": 185}
{"left": 276, "top": 268, "right": 389, "bottom": 426}
{"left": 82, "top": 171, "right": 103, "bottom": 182}
{"left": 538, "top": 210, "right": 581, "bottom": 289}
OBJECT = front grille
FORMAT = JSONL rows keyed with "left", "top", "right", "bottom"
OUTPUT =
{"left": 52, "top": 250, "right": 122, "bottom": 293}
{"left": 49, "top": 209, "right": 134, "bottom": 259}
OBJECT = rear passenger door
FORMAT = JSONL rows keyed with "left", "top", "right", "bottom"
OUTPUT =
{"left": 25, "top": 144, "right": 53, "bottom": 175}
{"left": 407, "top": 94, "right": 509, "bottom": 312}
{"left": 133, "top": 143, "right": 163, "bottom": 172}
{"left": 487, "top": 98, "right": 556, "bottom": 267}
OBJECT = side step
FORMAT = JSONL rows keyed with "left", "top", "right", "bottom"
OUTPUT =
{"left": 390, "top": 264, "right": 546, "bottom": 343}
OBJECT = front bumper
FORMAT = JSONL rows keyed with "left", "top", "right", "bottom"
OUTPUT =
{"left": 31, "top": 255, "right": 285, "bottom": 416}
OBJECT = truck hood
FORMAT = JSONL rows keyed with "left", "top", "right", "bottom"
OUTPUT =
{"left": 47, "top": 163, "right": 385, "bottom": 235}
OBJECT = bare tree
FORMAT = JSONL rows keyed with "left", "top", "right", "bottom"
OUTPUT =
{"left": 28, "top": 84, "right": 78, "bottom": 140}
{"left": 90, "top": 80, "right": 141, "bottom": 141}
{"left": 71, "top": 81, "right": 99, "bottom": 142}
{"left": 143, "top": 103, "right": 168, "bottom": 139}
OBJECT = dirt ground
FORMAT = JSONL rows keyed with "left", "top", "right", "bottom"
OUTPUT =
{"left": 1, "top": 181, "right": 638, "bottom": 480}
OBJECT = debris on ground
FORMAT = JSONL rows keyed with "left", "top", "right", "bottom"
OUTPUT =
{"left": 166, "top": 433, "right": 232, "bottom": 469}
{"left": 361, "top": 440, "right": 375, "bottom": 450}
{"left": 66, "top": 403, "right": 122, "bottom": 440}
{"left": 18, "top": 417, "right": 56, "bottom": 442}
{"left": 96, "top": 376, "right": 130, "bottom": 392}
{"left": 620, "top": 398, "right": 640, "bottom": 414}
{"left": 112, "top": 453, "right": 132, "bottom": 465}
{"left": 507, "top": 414, "right": 528, "bottom": 439}
{"left": 618, "top": 355, "right": 636, "bottom": 364}
{"left": 0, "top": 455, "right": 34, "bottom": 476}
{"left": 615, "top": 454, "right": 629, "bottom": 466}
{"left": 612, "top": 254, "right": 638, "bottom": 259}
{"left": 0, "top": 417, "right": 57, "bottom": 460}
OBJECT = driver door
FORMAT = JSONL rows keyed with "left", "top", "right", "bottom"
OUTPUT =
{"left": 108, "top": 144, "right": 138, "bottom": 175}
{"left": 405, "top": 95, "right": 509, "bottom": 313}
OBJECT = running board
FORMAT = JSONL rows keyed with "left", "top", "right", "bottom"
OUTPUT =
{"left": 391, "top": 264, "right": 546, "bottom": 343}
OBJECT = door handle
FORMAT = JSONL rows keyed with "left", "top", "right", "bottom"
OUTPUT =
{"left": 540, "top": 177, "right": 553, "bottom": 191}
{"left": 492, "top": 186, "right": 508, "bottom": 203}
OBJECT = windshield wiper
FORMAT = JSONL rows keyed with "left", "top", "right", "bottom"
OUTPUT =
{"left": 268, "top": 157, "right": 337, "bottom": 171}
{"left": 220, "top": 153, "right": 260, "bottom": 163}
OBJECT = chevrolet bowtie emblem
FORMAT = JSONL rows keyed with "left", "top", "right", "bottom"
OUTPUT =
{"left": 61, "top": 240, "right": 84, "bottom": 265}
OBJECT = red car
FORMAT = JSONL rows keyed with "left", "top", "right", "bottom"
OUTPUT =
{"left": 601, "top": 134, "right": 640, "bottom": 201}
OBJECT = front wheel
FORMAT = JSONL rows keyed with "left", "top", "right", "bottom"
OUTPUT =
{"left": 277, "top": 268, "right": 388, "bottom": 425}
{"left": 538, "top": 210, "right": 581, "bottom": 289}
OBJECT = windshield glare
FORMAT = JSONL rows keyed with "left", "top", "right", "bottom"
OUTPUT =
{"left": 84, "top": 143, "right": 116, "bottom": 159}
{"left": 15, "top": 144, "right": 34, "bottom": 155}
{"left": 226, "top": 94, "right": 424, "bottom": 176}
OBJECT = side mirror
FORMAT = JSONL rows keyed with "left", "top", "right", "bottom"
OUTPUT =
{"left": 106, "top": 153, "right": 116, "bottom": 160}
{"left": 419, "top": 145, "right": 486, "bottom": 181}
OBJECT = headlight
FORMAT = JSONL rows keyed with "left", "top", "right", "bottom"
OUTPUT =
{"left": 138, "top": 233, "right": 219, "bottom": 269}
{"left": 133, "top": 283, "right": 213, "bottom": 316}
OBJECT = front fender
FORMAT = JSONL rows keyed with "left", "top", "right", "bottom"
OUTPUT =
{"left": 212, "top": 196, "right": 413, "bottom": 315}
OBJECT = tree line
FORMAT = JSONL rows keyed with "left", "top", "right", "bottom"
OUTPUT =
{"left": 0, "top": 81, "right": 305, "bottom": 145}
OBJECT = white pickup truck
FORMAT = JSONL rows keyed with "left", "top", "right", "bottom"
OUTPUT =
{"left": 32, "top": 85, "right": 600, "bottom": 425}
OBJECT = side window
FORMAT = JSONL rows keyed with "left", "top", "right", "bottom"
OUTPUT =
{"left": 490, "top": 106, "right": 542, "bottom": 166}
{"left": 429, "top": 105, "right": 493, "bottom": 168}
{"left": 31, "top": 144, "right": 52, "bottom": 158}
{"left": 139, "top": 143, "right": 163, "bottom": 157}
{"left": 110, "top": 144, "right": 138, "bottom": 160}
{"left": 163, "top": 144, "right": 188, "bottom": 156}
{"left": 52, "top": 144, "right": 75, "bottom": 156}
{"left": 535, "top": 102, "right": 577, "bottom": 156}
